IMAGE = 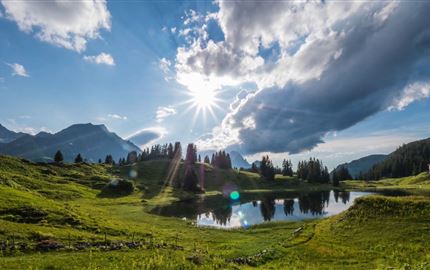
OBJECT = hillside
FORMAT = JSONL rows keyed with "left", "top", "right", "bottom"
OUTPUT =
{"left": 0, "top": 155, "right": 429, "bottom": 269}
{"left": 334, "top": 154, "right": 387, "bottom": 178}
{"left": 0, "top": 123, "right": 141, "bottom": 162}
{"left": 364, "top": 138, "right": 430, "bottom": 179}
{"left": 0, "top": 124, "right": 25, "bottom": 143}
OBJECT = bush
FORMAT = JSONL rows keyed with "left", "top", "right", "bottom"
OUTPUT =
{"left": 101, "top": 179, "right": 134, "bottom": 196}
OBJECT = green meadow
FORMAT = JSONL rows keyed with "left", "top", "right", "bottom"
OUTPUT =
{"left": 0, "top": 155, "right": 429, "bottom": 269}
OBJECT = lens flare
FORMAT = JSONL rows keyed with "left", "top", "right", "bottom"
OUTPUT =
{"left": 230, "top": 191, "right": 240, "bottom": 200}
{"left": 129, "top": 169, "right": 138, "bottom": 178}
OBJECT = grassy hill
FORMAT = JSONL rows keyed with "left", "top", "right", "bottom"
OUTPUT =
{"left": 364, "top": 137, "right": 430, "bottom": 179}
{"left": 0, "top": 155, "right": 430, "bottom": 269}
{"left": 343, "top": 172, "right": 430, "bottom": 196}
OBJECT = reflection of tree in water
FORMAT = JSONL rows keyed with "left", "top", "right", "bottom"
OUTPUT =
{"left": 283, "top": 199, "right": 295, "bottom": 216}
{"left": 211, "top": 204, "right": 232, "bottom": 226}
{"left": 334, "top": 190, "right": 339, "bottom": 203}
{"left": 333, "top": 190, "right": 350, "bottom": 204}
{"left": 298, "top": 191, "right": 330, "bottom": 215}
{"left": 340, "top": 191, "right": 350, "bottom": 204}
{"left": 260, "top": 197, "right": 276, "bottom": 221}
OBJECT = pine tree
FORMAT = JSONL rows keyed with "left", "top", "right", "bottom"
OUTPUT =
{"left": 105, "top": 154, "right": 113, "bottom": 165}
{"left": 183, "top": 143, "right": 199, "bottom": 190}
{"left": 126, "top": 151, "right": 138, "bottom": 164}
{"left": 54, "top": 150, "right": 64, "bottom": 163}
{"left": 74, "top": 153, "right": 83, "bottom": 163}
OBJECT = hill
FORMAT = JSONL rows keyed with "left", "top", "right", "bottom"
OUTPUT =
{"left": 364, "top": 138, "right": 430, "bottom": 179}
{"left": 0, "top": 124, "right": 25, "bottom": 143}
{"left": 334, "top": 154, "right": 387, "bottom": 178}
{"left": 0, "top": 123, "right": 141, "bottom": 162}
{"left": 0, "top": 155, "right": 429, "bottom": 269}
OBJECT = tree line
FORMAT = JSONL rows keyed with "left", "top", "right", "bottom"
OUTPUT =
{"left": 363, "top": 139, "right": 430, "bottom": 180}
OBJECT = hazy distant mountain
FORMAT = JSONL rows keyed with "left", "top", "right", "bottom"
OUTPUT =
{"left": 198, "top": 150, "right": 251, "bottom": 168}
{"left": 0, "top": 123, "right": 141, "bottom": 162}
{"left": 229, "top": 151, "right": 251, "bottom": 168}
{"left": 334, "top": 154, "right": 387, "bottom": 178}
{"left": 0, "top": 124, "right": 25, "bottom": 143}
{"left": 252, "top": 160, "right": 262, "bottom": 168}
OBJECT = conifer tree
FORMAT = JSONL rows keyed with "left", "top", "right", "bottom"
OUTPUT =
{"left": 74, "top": 153, "right": 83, "bottom": 163}
{"left": 54, "top": 150, "right": 64, "bottom": 163}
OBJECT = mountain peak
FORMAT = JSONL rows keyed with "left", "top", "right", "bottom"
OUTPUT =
{"left": 0, "top": 124, "right": 25, "bottom": 143}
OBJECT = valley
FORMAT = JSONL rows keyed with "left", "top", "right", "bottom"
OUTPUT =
{"left": 0, "top": 155, "right": 429, "bottom": 269}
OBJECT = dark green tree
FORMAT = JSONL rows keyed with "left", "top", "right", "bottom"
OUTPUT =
{"left": 104, "top": 154, "right": 113, "bottom": 165}
{"left": 260, "top": 155, "right": 275, "bottom": 181}
{"left": 282, "top": 159, "right": 294, "bottom": 176}
{"left": 74, "top": 153, "right": 83, "bottom": 163}
{"left": 54, "top": 150, "right": 64, "bottom": 163}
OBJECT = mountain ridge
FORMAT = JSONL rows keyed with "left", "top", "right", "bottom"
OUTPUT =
{"left": 0, "top": 123, "right": 141, "bottom": 162}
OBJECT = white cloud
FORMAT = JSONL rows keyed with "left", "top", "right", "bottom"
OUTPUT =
{"left": 178, "top": 2, "right": 430, "bottom": 155}
{"left": 6, "top": 63, "right": 29, "bottom": 77}
{"left": 107, "top": 114, "right": 127, "bottom": 120}
{"left": 0, "top": 0, "right": 111, "bottom": 52}
{"left": 389, "top": 82, "right": 430, "bottom": 111}
{"left": 156, "top": 106, "right": 176, "bottom": 122}
{"left": 159, "top": 57, "right": 172, "bottom": 80}
{"left": 83, "top": 52, "right": 115, "bottom": 66}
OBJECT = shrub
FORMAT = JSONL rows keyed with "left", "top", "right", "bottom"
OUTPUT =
{"left": 102, "top": 179, "right": 134, "bottom": 196}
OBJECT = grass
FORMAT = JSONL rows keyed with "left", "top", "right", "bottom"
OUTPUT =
{"left": 342, "top": 172, "right": 430, "bottom": 196}
{"left": 0, "top": 155, "right": 429, "bottom": 269}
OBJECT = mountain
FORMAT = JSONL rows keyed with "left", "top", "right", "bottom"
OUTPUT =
{"left": 198, "top": 150, "right": 251, "bottom": 168}
{"left": 229, "top": 151, "right": 251, "bottom": 169}
{"left": 252, "top": 160, "right": 262, "bottom": 168}
{"left": 364, "top": 138, "right": 430, "bottom": 180}
{"left": 0, "top": 124, "right": 25, "bottom": 143}
{"left": 334, "top": 154, "right": 387, "bottom": 178}
{"left": 0, "top": 123, "right": 141, "bottom": 162}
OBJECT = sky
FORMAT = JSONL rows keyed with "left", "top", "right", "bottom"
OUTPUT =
{"left": 1, "top": 0, "right": 430, "bottom": 169}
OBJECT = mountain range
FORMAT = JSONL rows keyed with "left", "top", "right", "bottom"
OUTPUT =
{"left": 0, "top": 124, "right": 25, "bottom": 143}
{"left": 0, "top": 123, "right": 141, "bottom": 162}
{"left": 333, "top": 154, "right": 388, "bottom": 178}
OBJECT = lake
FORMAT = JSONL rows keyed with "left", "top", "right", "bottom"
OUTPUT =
{"left": 151, "top": 190, "right": 378, "bottom": 228}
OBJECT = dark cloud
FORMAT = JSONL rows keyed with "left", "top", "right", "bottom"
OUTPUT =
{"left": 227, "top": 2, "right": 430, "bottom": 154}
{"left": 127, "top": 128, "right": 165, "bottom": 147}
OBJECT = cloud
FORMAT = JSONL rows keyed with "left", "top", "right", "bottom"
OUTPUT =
{"left": 6, "top": 63, "right": 29, "bottom": 77}
{"left": 107, "top": 114, "right": 127, "bottom": 120}
{"left": 83, "top": 53, "right": 115, "bottom": 66}
{"left": 389, "top": 82, "right": 430, "bottom": 111}
{"left": 159, "top": 58, "right": 172, "bottom": 81}
{"left": 126, "top": 127, "right": 167, "bottom": 148}
{"left": 156, "top": 106, "right": 176, "bottom": 122}
{"left": 0, "top": 0, "right": 111, "bottom": 52}
{"left": 179, "top": 1, "right": 430, "bottom": 155}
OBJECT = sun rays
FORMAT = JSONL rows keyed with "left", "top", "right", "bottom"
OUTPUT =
{"left": 177, "top": 87, "right": 225, "bottom": 127}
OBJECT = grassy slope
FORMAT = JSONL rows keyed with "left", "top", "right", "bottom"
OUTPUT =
{"left": 343, "top": 172, "right": 430, "bottom": 195}
{"left": 0, "top": 156, "right": 429, "bottom": 269}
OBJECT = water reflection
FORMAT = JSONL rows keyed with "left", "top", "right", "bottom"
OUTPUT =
{"left": 151, "top": 190, "right": 372, "bottom": 228}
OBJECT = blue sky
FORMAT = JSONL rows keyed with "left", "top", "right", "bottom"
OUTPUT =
{"left": 1, "top": 1, "right": 430, "bottom": 169}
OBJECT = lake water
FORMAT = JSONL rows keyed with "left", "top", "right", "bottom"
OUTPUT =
{"left": 151, "top": 190, "right": 375, "bottom": 228}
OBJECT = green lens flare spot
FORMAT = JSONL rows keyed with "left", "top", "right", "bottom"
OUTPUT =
{"left": 230, "top": 191, "right": 240, "bottom": 200}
